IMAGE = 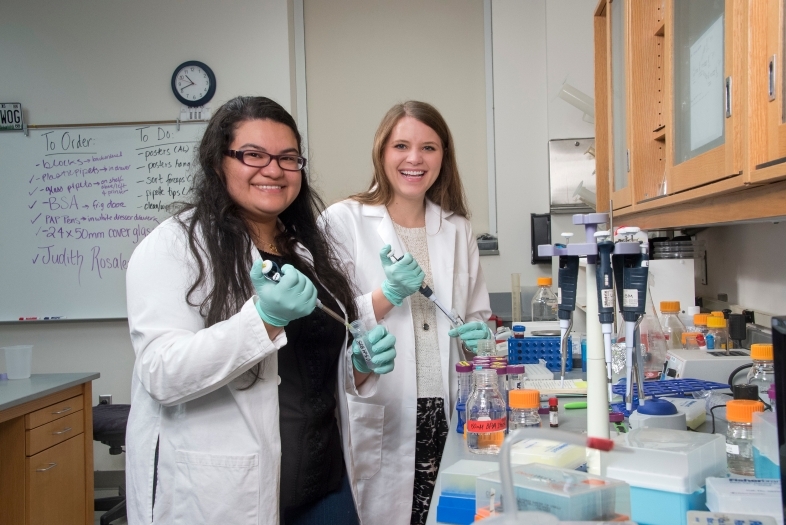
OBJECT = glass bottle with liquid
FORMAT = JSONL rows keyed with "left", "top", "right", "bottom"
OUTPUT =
{"left": 455, "top": 361, "right": 473, "bottom": 433}
{"left": 531, "top": 277, "right": 558, "bottom": 322}
{"left": 660, "top": 301, "right": 686, "bottom": 350}
{"left": 726, "top": 399, "right": 765, "bottom": 476}
{"left": 466, "top": 369, "right": 507, "bottom": 454}
{"left": 508, "top": 389, "right": 542, "bottom": 430}
{"left": 747, "top": 344, "right": 775, "bottom": 405}
{"left": 706, "top": 316, "right": 729, "bottom": 351}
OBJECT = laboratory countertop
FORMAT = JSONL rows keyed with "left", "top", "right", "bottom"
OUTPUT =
{"left": 0, "top": 373, "right": 100, "bottom": 412}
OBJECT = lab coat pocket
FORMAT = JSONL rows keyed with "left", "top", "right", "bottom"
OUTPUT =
{"left": 348, "top": 401, "right": 384, "bottom": 480}
{"left": 173, "top": 450, "right": 259, "bottom": 525}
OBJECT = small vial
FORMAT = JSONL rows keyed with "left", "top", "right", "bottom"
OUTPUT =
{"left": 508, "top": 389, "right": 541, "bottom": 431}
{"left": 507, "top": 364, "right": 525, "bottom": 391}
{"left": 705, "top": 316, "right": 729, "bottom": 351}
{"left": 726, "top": 399, "right": 765, "bottom": 476}
{"left": 747, "top": 344, "right": 775, "bottom": 405}
{"left": 548, "top": 397, "right": 559, "bottom": 427}
{"left": 348, "top": 320, "right": 377, "bottom": 371}
{"left": 512, "top": 325, "right": 526, "bottom": 339}
{"left": 455, "top": 361, "right": 473, "bottom": 434}
{"left": 466, "top": 369, "right": 507, "bottom": 454}
{"left": 660, "top": 301, "right": 686, "bottom": 350}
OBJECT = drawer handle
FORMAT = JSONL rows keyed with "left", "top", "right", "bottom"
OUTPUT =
{"left": 51, "top": 406, "right": 72, "bottom": 415}
{"left": 52, "top": 426, "right": 72, "bottom": 435}
{"left": 36, "top": 462, "right": 57, "bottom": 472}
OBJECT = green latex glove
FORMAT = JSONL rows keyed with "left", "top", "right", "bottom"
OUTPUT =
{"left": 352, "top": 325, "right": 397, "bottom": 374}
{"left": 250, "top": 260, "right": 317, "bottom": 327}
{"left": 447, "top": 321, "right": 493, "bottom": 353}
{"left": 379, "top": 245, "right": 425, "bottom": 306}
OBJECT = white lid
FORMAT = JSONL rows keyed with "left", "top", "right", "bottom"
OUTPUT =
{"left": 687, "top": 306, "right": 701, "bottom": 316}
{"left": 705, "top": 478, "right": 782, "bottom": 521}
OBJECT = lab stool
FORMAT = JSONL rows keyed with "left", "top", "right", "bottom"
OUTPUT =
{"left": 93, "top": 403, "right": 130, "bottom": 525}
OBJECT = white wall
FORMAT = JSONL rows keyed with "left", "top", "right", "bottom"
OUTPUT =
{"left": 0, "top": 0, "right": 294, "bottom": 470}
{"left": 302, "top": 0, "right": 490, "bottom": 235}
{"left": 696, "top": 222, "right": 786, "bottom": 316}
{"left": 481, "top": 0, "right": 597, "bottom": 294}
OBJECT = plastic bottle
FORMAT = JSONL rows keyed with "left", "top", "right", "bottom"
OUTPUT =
{"left": 690, "top": 313, "right": 709, "bottom": 336}
{"left": 455, "top": 361, "right": 473, "bottom": 433}
{"left": 726, "top": 399, "right": 765, "bottom": 476}
{"left": 507, "top": 364, "right": 525, "bottom": 391}
{"left": 476, "top": 339, "right": 496, "bottom": 357}
{"left": 531, "top": 277, "right": 558, "bottom": 322}
{"left": 466, "top": 369, "right": 507, "bottom": 454}
{"left": 660, "top": 301, "right": 686, "bottom": 350}
{"left": 548, "top": 397, "right": 559, "bottom": 427}
{"left": 747, "top": 344, "right": 775, "bottom": 405}
{"left": 493, "top": 365, "right": 508, "bottom": 402}
{"left": 706, "top": 316, "right": 729, "bottom": 351}
{"left": 508, "top": 389, "right": 542, "bottom": 430}
{"left": 512, "top": 325, "right": 526, "bottom": 339}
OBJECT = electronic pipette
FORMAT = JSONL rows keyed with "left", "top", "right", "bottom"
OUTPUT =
{"left": 612, "top": 227, "right": 649, "bottom": 411}
{"left": 259, "top": 260, "right": 378, "bottom": 369}
{"left": 593, "top": 230, "right": 615, "bottom": 398}
{"left": 557, "top": 233, "right": 580, "bottom": 387}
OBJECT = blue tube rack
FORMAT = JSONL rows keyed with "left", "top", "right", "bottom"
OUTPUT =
{"left": 610, "top": 378, "right": 730, "bottom": 416}
{"left": 508, "top": 336, "right": 573, "bottom": 372}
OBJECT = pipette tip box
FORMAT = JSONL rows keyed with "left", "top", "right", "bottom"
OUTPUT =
{"left": 475, "top": 463, "right": 630, "bottom": 522}
{"left": 705, "top": 478, "right": 783, "bottom": 525}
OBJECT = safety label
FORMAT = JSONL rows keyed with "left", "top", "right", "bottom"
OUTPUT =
{"left": 602, "top": 289, "right": 615, "bottom": 308}
{"left": 467, "top": 417, "right": 506, "bottom": 433}
{"left": 623, "top": 289, "right": 638, "bottom": 308}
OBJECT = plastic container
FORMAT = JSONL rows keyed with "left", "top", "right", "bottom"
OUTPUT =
{"left": 475, "top": 339, "right": 496, "bottom": 357}
{"left": 705, "top": 316, "right": 729, "bottom": 351}
{"left": 530, "top": 277, "right": 558, "bottom": 322}
{"left": 476, "top": 463, "right": 631, "bottom": 521}
{"left": 508, "top": 389, "right": 541, "bottom": 430}
{"left": 3, "top": 345, "right": 33, "bottom": 379}
{"left": 659, "top": 301, "right": 686, "bottom": 350}
{"left": 512, "top": 325, "right": 525, "bottom": 339}
{"left": 509, "top": 439, "right": 586, "bottom": 470}
{"left": 748, "top": 343, "right": 775, "bottom": 405}
{"left": 506, "top": 364, "right": 525, "bottom": 391}
{"left": 603, "top": 427, "right": 727, "bottom": 525}
{"left": 440, "top": 459, "right": 502, "bottom": 496}
{"left": 753, "top": 411, "right": 780, "bottom": 479}
{"left": 493, "top": 365, "right": 508, "bottom": 401}
{"left": 348, "top": 320, "right": 377, "bottom": 371}
{"left": 705, "top": 477, "right": 784, "bottom": 525}
{"left": 726, "top": 399, "right": 765, "bottom": 476}
{"left": 466, "top": 369, "right": 507, "bottom": 454}
{"left": 455, "top": 361, "right": 473, "bottom": 434}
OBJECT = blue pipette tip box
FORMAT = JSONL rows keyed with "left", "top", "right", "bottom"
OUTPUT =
{"left": 507, "top": 336, "right": 573, "bottom": 372}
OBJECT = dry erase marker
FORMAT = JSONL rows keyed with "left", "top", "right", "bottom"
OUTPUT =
{"left": 18, "top": 317, "right": 38, "bottom": 321}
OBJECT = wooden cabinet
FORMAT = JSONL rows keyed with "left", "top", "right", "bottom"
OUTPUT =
{"left": 594, "top": 0, "right": 786, "bottom": 228}
{"left": 0, "top": 380, "right": 94, "bottom": 525}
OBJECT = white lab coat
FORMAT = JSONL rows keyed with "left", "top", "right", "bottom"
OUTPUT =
{"left": 125, "top": 212, "right": 375, "bottom": 525}
{"left": 321, "top": 199, "right": 491, "bottom": 525}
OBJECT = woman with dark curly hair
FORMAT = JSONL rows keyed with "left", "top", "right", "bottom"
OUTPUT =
{"left": 125, "top": 96, "right": 396, "bottom": 525}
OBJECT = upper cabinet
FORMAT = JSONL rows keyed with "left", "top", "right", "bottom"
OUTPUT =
{"left": 594, "top": 0, "right": 786, "bottom": 228}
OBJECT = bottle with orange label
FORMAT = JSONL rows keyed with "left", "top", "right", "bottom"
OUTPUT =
{"left": 466, "top": 369, "right": 507, "bottom": 454}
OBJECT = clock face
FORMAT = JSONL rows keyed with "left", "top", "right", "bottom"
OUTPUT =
{"left": 171, "top": 61, "right": 216, "bottom": 107}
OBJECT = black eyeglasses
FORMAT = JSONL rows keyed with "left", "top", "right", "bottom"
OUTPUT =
{"left": 224, "top": 150, "right": 307, "bottom": 171}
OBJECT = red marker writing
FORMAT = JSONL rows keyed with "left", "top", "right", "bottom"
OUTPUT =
{"left": 18, "top": 317, "right": 38, "bottom": 321}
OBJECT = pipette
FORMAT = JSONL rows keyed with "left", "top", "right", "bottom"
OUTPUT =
{"left": 593, "top": 230, "right": 615, "bottom": 398}
{"left": 556, "top": 233, "right": 580, "bottom": 387}
{"left": 259, "top": 259, "right": 379, "bottom": 370}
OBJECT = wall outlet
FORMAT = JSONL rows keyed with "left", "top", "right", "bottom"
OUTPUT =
{"left": 98, "top": 395, "right": 112, "bottom": 405}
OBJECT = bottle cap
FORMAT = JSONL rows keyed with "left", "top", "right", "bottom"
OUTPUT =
{"left": 509, "top": 389, "right": 539, "bottom": 409}
{"left": 707, "top": 316, "right": 726, "bottom": 328}
{"left": 750, "top": 343, "right": 774, "bottom": 361}
{"left": 493, "top": 366, "right": 508, "bottom": 375}
{"left": 711, "top": 311, "right": 725, "bottom": 318}
{"left": 637, "top": 398, "right": 678, "bottom": 415}
{"left": 609, "top": 411, "right": 625, "bottom": 423}
{"left": 536, "top": 277, "right": 552, "bottom": 287}
{"left": 693, "top": 313, "right": 708, "bottom": 326}
{"left": 687, "top": 306, "right": 701, "bottom": 316}
{"left": 726, "top": 399, "right": 765, "bottom": 423}
{"left": 512, "top": 325, "right": 526, "bottom": 333}
{"left": 507, "top": 364, "right": 525, "bottom": 374}
{"left": 768, "top": 383, "right": 777, "bottom": 401}
{"left": 733, "top": 384, "right": 760, "bottom": 401}
{"left": 548, "top": 397, "right": 558, "bottom": 407}
{"left": 456, "top": 361, "right": 473, "bottom": 373}
{"left": 660, "top": 301, "right": 681, "bottom": 313}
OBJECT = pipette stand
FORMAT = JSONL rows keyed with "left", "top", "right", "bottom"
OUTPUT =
{"left": 538, "top": 213, "right": 640, "bottom": 474}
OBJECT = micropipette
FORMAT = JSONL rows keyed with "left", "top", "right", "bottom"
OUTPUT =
{"left": 594, "top": 230, "right": 615, "bottom": 398}
{"left": 556, "top": 233, "right": 580, "bottom": 387}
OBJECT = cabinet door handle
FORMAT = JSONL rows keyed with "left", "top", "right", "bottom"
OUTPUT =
{"left": 51, "top": 406, "right": 72, "bottom": 415}
{"left": 36, "top": 462, "right": 57, "bottom": 472}
{"left": 725, "top": 76, "right": 732, "bottom": 118}
{"left": 770, "top": 55, "right": 777, "bottom": 102}
{"left": 52, "top": 426, "right": 72, "bottom": 435}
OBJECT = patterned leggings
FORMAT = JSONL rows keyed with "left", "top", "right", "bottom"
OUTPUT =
{"left": 411, "top": 397, "right": 449, "bottom": 525}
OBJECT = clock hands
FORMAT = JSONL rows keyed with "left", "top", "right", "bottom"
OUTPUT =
{"left": 180, "top": 81, "right": 195, "bottom": 93}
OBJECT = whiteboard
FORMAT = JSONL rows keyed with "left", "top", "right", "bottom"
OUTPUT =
{"left": 0, "top": 122, "right": 206, "bottom": 321}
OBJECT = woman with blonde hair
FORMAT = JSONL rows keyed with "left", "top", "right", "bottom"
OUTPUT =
{"left": 321, "top": 101, "right": 491, "bottom": 524}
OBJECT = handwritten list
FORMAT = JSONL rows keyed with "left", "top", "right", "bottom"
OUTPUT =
{"left": 0, "top": 122, "right": 206, "bottom": 320}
